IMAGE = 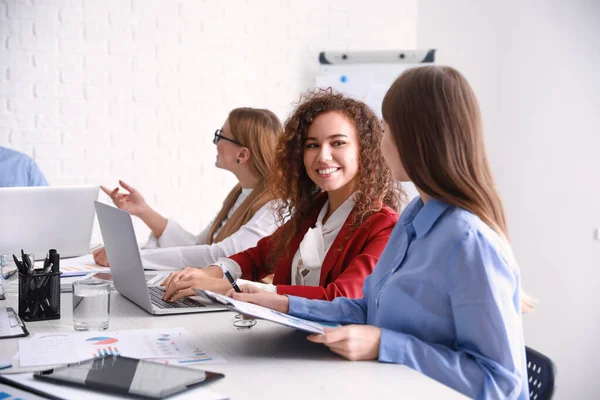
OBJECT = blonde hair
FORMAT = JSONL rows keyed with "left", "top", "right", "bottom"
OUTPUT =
{"left": 206, "top": 108, "right": 283, "bottom": 244}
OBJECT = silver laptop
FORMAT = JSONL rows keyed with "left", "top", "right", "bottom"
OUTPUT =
{"left": 94, "top": 201, "right": 227, "bottom": 315}
{"left": 0, "top": 185, "right": 99, "bottom": 260}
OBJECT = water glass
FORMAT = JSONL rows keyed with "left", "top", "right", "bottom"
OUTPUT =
{"left": 0, "top": 254, "right": 17, "bottom": 281}
{"left": 72, "top": 279, "right": 110, "bottom": 331}
{"left": 1, "top": 253, "right": 34, "bottom": 280}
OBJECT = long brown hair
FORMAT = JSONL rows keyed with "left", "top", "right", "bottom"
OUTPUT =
{"left": 382, "top": 65, "right": 534, "bottom": 311}
{"left": 206, "top": 108, "right": 283, "bottom": 244}
{"left": 267, "top": 89, "right": 402, "bottom": 269}
{"left": 383, "top": 66, "right": 507, "bottom": 237}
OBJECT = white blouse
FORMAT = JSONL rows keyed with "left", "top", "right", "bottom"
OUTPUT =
{"left": 220, "top": 195, "right": 356, "bottom": 292}
{"left": 138, "top": 188, "right": 282, "bottom": 270}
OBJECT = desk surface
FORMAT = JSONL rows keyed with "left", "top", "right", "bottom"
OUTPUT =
{"left": 0, "top": 291, "right": 467, "bottom": 399}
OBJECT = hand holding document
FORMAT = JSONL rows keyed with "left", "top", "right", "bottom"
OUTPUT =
{"left": 195, "top": 290, "right": 331, "bottom": 334}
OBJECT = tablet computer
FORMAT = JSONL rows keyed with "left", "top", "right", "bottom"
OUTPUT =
{"left": 34, "top": 355, "right": 224, "bottom": 399}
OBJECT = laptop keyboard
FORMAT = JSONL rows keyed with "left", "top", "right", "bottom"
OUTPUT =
{"left": 148, "top": 286, "right": 205, "bottom": 309}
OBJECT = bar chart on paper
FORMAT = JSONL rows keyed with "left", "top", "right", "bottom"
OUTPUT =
{"left": 60, "top": 264, "right": 110, "bottom": 277}
{"left": 18, "top": 328, "right": 226, "bottom": 367}
{"left": 86, "top": 336, "right": 121, "bottom": 357}
{"left": 93, "top": 347, "right": 120, "bottom": 357}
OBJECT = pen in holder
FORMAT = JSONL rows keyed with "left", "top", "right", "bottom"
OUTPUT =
{"left": 18, "top": 270, "right": 61, "bottom": 321}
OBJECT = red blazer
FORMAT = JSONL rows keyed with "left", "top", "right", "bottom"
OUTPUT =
{"left": 229, "top": 195, "right": 399, "bottom": 300}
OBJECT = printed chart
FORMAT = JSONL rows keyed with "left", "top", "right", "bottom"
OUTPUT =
{"left": 18, "top": 328, "right": 225, "bottom": 367}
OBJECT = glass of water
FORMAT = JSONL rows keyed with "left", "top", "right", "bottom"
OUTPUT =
{"left": 72, "top": 279, "right": 110, "bottom": 331}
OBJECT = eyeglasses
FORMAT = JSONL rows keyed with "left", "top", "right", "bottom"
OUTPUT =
{"left": 213, "top": 129, "right": 243, "bottom": 146}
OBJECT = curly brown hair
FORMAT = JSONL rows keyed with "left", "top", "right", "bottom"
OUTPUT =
{"left": 267, "top": 88, "right": 403, "bottom": 269}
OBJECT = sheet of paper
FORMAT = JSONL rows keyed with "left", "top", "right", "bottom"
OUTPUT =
{"left": 59, "top": 273, "right": 98, "bottom": 293}
{"left": 1, "top": 374, "right": 228, "bottom": 400}
{"left": 18, "top": 327, "right": 226, "bottom": 367}
{"left": 0, "top": 382, "right": 48, "bottom": 400}
{"left": 59, "top": 254, "right": 110, "bottom": 277}
{"left": 201, "top": 291, "right": 326, "bottom": 334}
{"left": 34, "top": 254, "right": 110, "bottom": 277}
{"left": 0, "top": 357, "right": 12, "bottom": 370}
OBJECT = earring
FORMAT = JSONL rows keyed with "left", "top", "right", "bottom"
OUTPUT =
{"left": 236, "top": 159, "right": 240, "bottom": 164}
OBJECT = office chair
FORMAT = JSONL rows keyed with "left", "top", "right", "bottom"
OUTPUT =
{"left": 526, "top": 346, "right": 556, "bottom": 400}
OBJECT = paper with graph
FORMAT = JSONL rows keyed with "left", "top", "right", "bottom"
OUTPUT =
{"left": 33, "top": 253, "right": 110, "bottom": 277}
{"left": 18, "top": 327, "right": 225, "bottom": 367}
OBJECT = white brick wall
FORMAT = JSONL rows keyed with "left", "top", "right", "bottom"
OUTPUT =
{"left": 0, "top": 0, "right": 417, "bottom": 242}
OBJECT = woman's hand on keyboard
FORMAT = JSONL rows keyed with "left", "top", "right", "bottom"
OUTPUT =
{"left": 161, "top": 266, "right": 222, "bottom": 289}
{"left": 161, "top": 273, "right": 230, "bottom": 302}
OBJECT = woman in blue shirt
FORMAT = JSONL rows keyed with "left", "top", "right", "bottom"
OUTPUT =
{"left": 229, "top": 66, "right": 531, "bottom": 399}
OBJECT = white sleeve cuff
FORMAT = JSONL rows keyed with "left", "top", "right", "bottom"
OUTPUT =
{"left": 142, "top": 232, "right": 160, "bottom": 249}
{"left": 215, "top": 258, "right": 243, "bottom": 281}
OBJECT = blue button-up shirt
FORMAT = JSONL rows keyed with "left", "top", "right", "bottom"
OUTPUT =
{"left": 289, "top": 197, "right": 528, "bottom": 400}
{"left": 0, "top": 146, "right": 48, "bottom": 187}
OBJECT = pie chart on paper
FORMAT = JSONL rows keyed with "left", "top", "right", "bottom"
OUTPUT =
{"left": 86, "top": 336, "right": 119, "bottom": 345}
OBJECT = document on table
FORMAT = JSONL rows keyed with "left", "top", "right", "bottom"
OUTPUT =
{"left": 0, "top": 381, "right": 49, "bottom": 400}
{"left": 18, "top": 327, "right": 226, "bottom": 367}
{"left": 195, "top": 290, "right": 330, "bottom": 334}
{"left": 33, "top": 254, "right": 110, "bottom": 277}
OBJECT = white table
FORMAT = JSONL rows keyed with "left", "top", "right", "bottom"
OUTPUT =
{"left": 0, "top": 291, "right": 467, "bottom": 399}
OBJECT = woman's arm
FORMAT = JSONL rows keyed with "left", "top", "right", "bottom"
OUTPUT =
{"left": 287, "top": 292, "right": 369, "bottom": 325}
{"left": 101, "top": 181, "right": 169, "bottom": 240}
{"left": 142, "top": 219, "right": 200, "bottom": 249}
{"left": 276, "top": 215, "right": 395, "bottom": 300}
{"left": 377, "top": 230, "right": 527, "bottom": 399}
{"left": 230, "top": 277, "right": 372, "bottom": 325}
{"left": 141, "top": 201, "right": 282, "bottom": 267}
{"left": 228, "top": 224, "right": 280, "bottom": 282}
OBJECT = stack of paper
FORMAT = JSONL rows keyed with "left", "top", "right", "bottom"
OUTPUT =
{"left": 18, "top": 327, "right": 226, "bottom": 367}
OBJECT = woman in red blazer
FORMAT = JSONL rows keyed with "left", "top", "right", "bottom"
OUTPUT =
{"left": 162, "top": 89, "right": 402, "bottom": 301}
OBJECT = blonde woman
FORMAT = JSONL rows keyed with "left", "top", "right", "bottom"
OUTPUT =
{"left": 93, "top": 108, "right": 285, "bottom": 270}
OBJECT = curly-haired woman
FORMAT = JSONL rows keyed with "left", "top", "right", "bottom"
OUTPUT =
{"left": 161, "top": 90, "right": 403, "bottom": 301}
{"left": 228, "top": 67, "right": 532, "bottom": 399}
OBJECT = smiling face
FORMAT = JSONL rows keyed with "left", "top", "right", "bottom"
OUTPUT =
{"left": 303, "top": 111, "right": 360, "bottom": 199}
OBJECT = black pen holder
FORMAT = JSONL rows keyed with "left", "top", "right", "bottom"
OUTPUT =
{"left": 18, "top": 271, "right": 61, "bottom": 322}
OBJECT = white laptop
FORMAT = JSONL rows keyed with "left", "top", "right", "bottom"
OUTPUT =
{"left": 0, "top": 185, "right": 99, "bottom": 260}
{"left": 94, "top": 201, "right": 227, "bottom": 315}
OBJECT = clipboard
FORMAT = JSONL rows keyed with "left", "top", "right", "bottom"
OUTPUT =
{"left": 194, "top": 290, "right": 327, "bottom": 335}
{"left": 0, "top": 307, "right": 30, "bottom": 340}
